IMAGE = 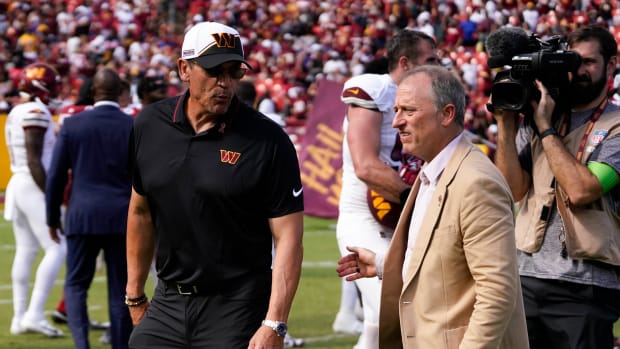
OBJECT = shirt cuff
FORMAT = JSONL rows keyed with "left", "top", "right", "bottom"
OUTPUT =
{"left": 375, "top": 251, "right": 385, "bottom": 280}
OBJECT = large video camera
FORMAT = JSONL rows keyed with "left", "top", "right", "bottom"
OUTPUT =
{"left": 486, "top": 32, "right": 581, "bottom": 123}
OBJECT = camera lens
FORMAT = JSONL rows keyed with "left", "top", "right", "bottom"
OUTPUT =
{"left": 491, "top": 81, "right": 529, "bottom": 111}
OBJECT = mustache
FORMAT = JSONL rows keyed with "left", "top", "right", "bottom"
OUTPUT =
{"left": 571, "top": 75, "right": 591, "bottom": 84}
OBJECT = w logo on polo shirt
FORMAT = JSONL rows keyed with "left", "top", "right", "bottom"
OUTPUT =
{"left": 212, "top": 33, "right": 237, "bottom": 48}
{"left": 220, "top": 150, "right": 241, "bottom": 164}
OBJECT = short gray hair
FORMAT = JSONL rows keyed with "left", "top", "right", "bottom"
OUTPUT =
{"left": 406, "top": 65, "right": 466, "bottom": 128}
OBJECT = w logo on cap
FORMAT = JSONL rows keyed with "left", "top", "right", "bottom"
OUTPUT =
{"left": 220, "top": 150, "right": 241, "bottom": 164}
{"left": 212, "top": 33, "right": 237, "bottom": 49}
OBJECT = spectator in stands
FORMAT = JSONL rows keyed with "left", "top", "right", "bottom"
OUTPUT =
{"left": 236, "top": 80, "right": 257, "bottom": 107}
{"left": 136, "top": 75, "right": 168, "bottom": 107}
{"left": 119, "top": 79, "right": 140, "bottom": 117}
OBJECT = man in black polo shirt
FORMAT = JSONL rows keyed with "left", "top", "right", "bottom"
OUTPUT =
{"left": 126, "top": 21, "right": 304, "bottom": 349}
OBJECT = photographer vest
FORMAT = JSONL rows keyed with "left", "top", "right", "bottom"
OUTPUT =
{"left": 515, "top": 109, "right": 620, "bottom": 265}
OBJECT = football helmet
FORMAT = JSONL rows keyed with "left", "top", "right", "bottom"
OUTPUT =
{"left": 366, "top": 154, "right": 424, "bottom": 230}
{"left": 18, "top": 63, "right": 62, "bottom": 104}
{"left": 367, "top": 189, "right": 402, "bottom": 230}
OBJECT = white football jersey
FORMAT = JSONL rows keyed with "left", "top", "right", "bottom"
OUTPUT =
{"left": 5, "top": 101, "right": 56, "bottom": 174}
{"left": 339, "top": 73, "right": 399, "bottom": 214}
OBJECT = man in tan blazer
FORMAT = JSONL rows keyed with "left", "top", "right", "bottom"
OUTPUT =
{"left": 337, "top": 65, "right": 529, "bottom": 349}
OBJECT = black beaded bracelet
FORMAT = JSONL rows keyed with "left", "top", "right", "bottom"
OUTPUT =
{"left": 539, "top": 128, "right": 558, "bottom": 140}
{"left": 399, "top": 188, "right": 411, "bottom": 205}
{"left": 125, "top": 294, "right": 148, "bottom": 307}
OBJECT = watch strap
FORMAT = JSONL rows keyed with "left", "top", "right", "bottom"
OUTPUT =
{"left": 539, "top": 127, "right": 558, "bottom": 140}
{"left": 261, "top": 319, "right": 287, "bottom": 336}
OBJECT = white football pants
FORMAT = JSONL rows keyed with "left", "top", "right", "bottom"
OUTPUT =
{"left": 337, "top": 212, "right": 392, "bottom": 349}
{"left": 5, "top": 173, "right": 66, "bottom": 322}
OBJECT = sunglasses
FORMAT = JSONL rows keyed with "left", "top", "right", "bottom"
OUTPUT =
{"left": 202, "top": 64, "right": 246, "bottom": 80}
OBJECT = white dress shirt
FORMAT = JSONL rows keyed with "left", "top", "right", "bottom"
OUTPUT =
{"left": 402, "top": 133, "right": 463, "bottom": 280}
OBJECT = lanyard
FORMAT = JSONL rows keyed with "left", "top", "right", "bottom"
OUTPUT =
{"left": 557, "top": 97, "right": 608, "bottom": 161}
{"left": 551, "top": 97, "right": 608, "bottom": 190}
{"left": 576, "top": 98, "right": 608, "bottom": 161}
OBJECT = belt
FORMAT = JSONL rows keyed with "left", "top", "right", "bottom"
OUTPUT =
{"left": 164, "top": 281, "right": 201, "bottom": 296}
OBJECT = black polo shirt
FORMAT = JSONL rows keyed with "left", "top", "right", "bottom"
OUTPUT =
{"left": 131, "top": 92, "right": 304, "bottom": 297}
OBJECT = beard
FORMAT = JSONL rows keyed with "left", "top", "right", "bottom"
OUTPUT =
{"left": 567, "top": 73, "right": 607, "bottom": 107}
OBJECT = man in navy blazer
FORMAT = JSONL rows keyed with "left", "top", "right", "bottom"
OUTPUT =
{"left": 46, "top": 68, "right": 134, "bottom": 349}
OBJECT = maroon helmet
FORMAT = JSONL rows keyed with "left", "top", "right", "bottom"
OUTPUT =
{"left": 18, "top": 63, "right": 62, "bottom": 104}
{"left": 367, "top": 154, "right": 424, "bottom": 230}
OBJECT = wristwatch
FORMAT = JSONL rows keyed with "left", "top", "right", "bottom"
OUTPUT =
{"left": 262, "top": 319, "right": 288, "bottom": 337}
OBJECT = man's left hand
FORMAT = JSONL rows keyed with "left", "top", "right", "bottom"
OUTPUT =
{"left": 248, "top": 325, "right": 284, "bottom": 349}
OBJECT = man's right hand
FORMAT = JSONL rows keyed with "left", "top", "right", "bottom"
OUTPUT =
{"left": 48, "top": 225, "right": 64, "bottom": 244}
{"left": 337, "top": 246, "right": 377, "bottom": 281}
{"left": 128, "top": 301, "right": 150, "bottom": 326}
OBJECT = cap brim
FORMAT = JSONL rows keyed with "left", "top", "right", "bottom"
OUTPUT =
{"left": 194, "top": 54, "right": 253, "bottom": 70}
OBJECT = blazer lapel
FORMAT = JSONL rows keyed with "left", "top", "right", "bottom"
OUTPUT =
{"left": 384, "top": 177, "right": 422, "bottom": 278}
{"left": 379, "top": 175, "right": 422, "bottom": 348}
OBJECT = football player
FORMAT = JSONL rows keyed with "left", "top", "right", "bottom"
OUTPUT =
{"left": 5, "top": 62, "right": 66, "bottom": 337}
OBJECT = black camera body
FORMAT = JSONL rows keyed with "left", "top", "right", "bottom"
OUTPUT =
{"left": 487, "top": 34, "right": 581, "bottom": 122}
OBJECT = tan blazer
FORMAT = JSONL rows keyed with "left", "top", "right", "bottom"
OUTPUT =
{"left": 379, "top": 137, "right": 529, "bottom": 349}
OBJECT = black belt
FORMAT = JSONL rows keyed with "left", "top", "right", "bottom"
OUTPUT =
{"left": 163, "top": 281, "right": 202, "bottom": 296}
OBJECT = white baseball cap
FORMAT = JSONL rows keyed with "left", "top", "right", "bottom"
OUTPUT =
{"left": 181, "top": 21, "right": 251, "bottom": 69}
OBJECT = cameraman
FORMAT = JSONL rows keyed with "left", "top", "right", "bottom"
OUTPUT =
{"left": 493, "top": 25, "right": 620, "bottom": 349}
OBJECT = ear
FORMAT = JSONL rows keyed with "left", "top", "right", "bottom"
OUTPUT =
{"left": 607, "top": 55, "right": 617, "bottom": 78}
{"left": 440, "top": 104, "right": 456, "bottom": 127}
{"left": 398, "top": 56, "right": 409, "bottom": 72}
{"left": 177, "top": 59, "right": 191, "bottom": 82}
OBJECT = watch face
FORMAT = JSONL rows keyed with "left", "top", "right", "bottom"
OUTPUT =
{"left": 275, "top": 323, "right": 288, "bottom": 336}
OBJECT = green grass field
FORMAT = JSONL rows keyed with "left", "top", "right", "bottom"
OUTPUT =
{"left": 0, "top": 215, "right": 359, "bottom": 348}
{"left": 2, "top": 214, "right": 620, "bottom": 349}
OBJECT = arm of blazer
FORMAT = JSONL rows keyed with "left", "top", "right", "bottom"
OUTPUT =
{"left": 456, "top": 150, "right": 520, "bottom": 348}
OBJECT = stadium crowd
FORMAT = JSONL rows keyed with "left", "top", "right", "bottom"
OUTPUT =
{"left": 4, "top": 1, "right": 620, "bottom": 348}
{"left": 1, "top": 0, "right": 620, "bottom": 147}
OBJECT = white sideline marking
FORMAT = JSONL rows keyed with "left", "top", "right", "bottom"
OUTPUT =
{"left": 0, "top": 276, "right": 107, "bottom": 301}
{"left": 0, "top": 298, "right": 106, "bottom": 311}
{"left": 302, "top": 261, "right": 337, "bottom": 268}
{"left": 304, "top": 229, "right": 336, "bottom": 236}
{"left": 302, "top": 333, "right": 357, "bottom": 343}
{"left": 0, "top": 275, "right": 106, "bottom": 288}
